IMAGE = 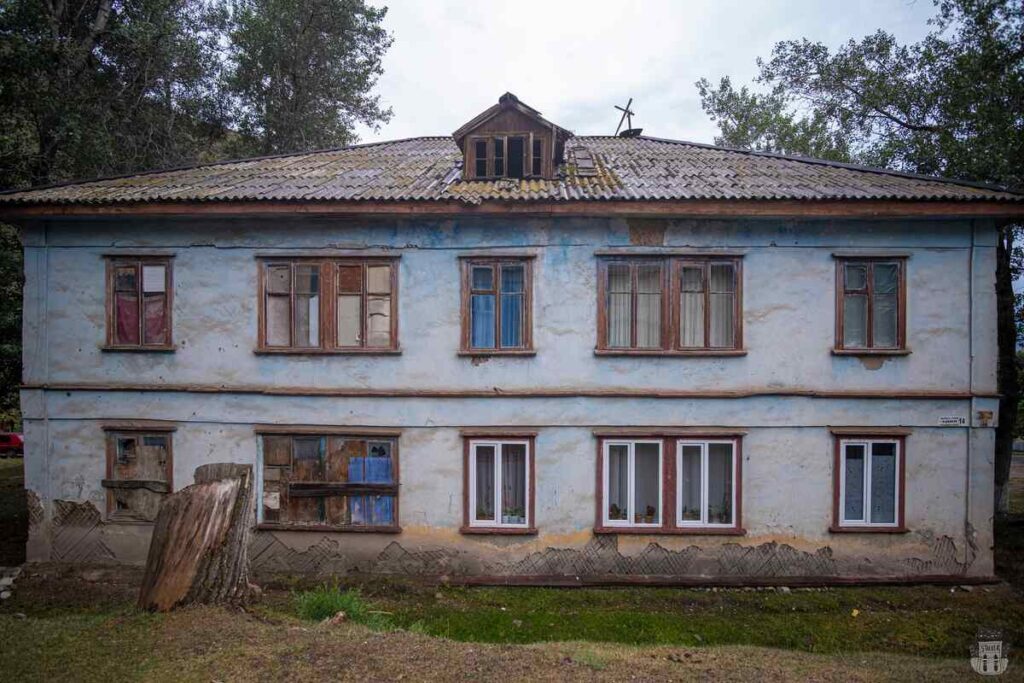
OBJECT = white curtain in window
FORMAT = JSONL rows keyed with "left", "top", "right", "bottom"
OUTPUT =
{"left": 501, "top": 444, "right": 527, "bottom": 524}
{"left": 475, "top": 446, "right": 495, "bottom": 521}
{"left": 707, "top": 443, "right": 733, "bottom": 524}
{"left": 843, "top": 444, "right": 866, "bottom": 521}
{"left": 680, "top": 266, "right": 704, "bottom": 347}
{"left": 633, "top": 443, "right": 660, "bottom": 524}
{"left": 607, "top": 265, "right": 631, "bottom": 347}
{"left": 709, "top": 264, "right": 734, "bottom": 348}
{"left": 869, "top": 442, "right": 896, "bottom": 523}
{"left": 679, "top": 445, "right": 702, "bottom": 521}
{"left": 636, "top": 265, "right": 661, "bottom": 348}
{"left": 872, "top": 263, "right": 899, "bottom": 347}
{"left": 607, "top": 445, "right": 628, "bottom": 520}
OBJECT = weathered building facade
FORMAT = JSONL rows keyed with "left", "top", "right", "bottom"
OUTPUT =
{"left": 3, "top": 94, "right": 1022, "bottom": 583}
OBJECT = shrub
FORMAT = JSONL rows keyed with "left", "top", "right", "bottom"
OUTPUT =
{"left": 294, "top": 585, "right": 392, "bottom": 630}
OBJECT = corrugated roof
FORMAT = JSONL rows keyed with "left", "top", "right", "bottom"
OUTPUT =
{"left": 1, "top": 135, "right": 1020, "bottom": 206}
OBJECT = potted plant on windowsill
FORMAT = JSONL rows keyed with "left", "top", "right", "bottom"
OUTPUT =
{"left": 502, "top": 507, "right": 526, "bottom": 525}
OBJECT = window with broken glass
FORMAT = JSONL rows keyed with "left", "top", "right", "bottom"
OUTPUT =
{"left": 836, "top": 438, "right": 903, "bottom": 529}
{"left": 103, "top": 430, "right": 172, "bottom": 522}
{"left": 597, "top": 257, "right": 742, "bottom": 353}
{"left": 259, "top": 434, "right": 399, "bottom": 529}
{"left": 466, "top": 439, "right": 532, "bottom": 530}
{"left": 836, "top": 259, "right": 905, "bottom": 351}
{"left": 461, "top": 258, "right": 532, "bottom": 353}
{"left": 260, "top": 258, "right": 398, "bottom": 352}
{"left": 106, "top": 257, "right": 173, "bottom": 349}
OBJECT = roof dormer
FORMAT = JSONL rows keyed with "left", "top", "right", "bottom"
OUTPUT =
{"left": 453, "top": 92, "right": 572, "bottom": 181}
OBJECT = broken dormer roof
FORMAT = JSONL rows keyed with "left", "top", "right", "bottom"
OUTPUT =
{"left": 451, "top": 92, "right": 572, "bottom": 147}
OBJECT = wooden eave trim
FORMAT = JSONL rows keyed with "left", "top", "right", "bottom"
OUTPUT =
{"left": 457, "top": 251, "right": 538, "bottom": 259}
{"left": 4, "top": 199, "right": 1023, "bottom": 219}
{"left": 102, "top": 252, "right": 177, "bottom": 259}
{"left": 594, "top": 249, "right": 747, "bottom": 257}
{"left": 460, "top": 429, "right": 539, "bottom": 437}
{"left": 253, "top": 424, "right": 402, "bottom": 436}
{"left": 832, "top": 251, "right": 912, "bottom": 259}
{"left": 829, "top": 427, "right": 914, "bottom": 436}
{"left": 592, "top": 428, "right": 748, "bottom": 437}
{"left": 25, "top": 382, "right": 993, "bottom": 400}
{"left": 255, "top": 252, "right": 401, "bottom": 260}
{"left": 102, "top": 420, "right": 178, "bottom": 432}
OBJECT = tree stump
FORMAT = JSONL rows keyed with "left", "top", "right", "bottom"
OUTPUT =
{"left": 138, "top": 463, "right": 257, "bottom": 611}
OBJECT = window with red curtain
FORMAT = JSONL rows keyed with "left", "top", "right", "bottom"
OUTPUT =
{"left": 107, "top": 257, "right": 172, "bottom": 349}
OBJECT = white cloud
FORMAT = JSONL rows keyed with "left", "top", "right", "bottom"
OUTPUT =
{"left": 355, "top": 0, "right": 937, "bottom": 144}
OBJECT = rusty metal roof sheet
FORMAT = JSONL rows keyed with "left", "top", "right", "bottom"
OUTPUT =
{"left": 1, "top": 135, "right": 1020, "bottom": 206}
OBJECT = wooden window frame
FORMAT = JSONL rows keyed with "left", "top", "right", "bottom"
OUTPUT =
{"left": 102, "top": 426, "right": 174, "bottom": 522}
{"left": 460, "top": 433, "right": 537, "bottom": 535}
{"left": 834, "top": 257, "right": 908, "bottom": 354}
{"left": 596, "top": 256, "right": 744, "bottom": 356}
{"left": 256, "top": 257, "right": 400, "bottom": 354}
{"left": 594, "top": 434, "right": 744, "bottom": 535}
{"left": 104, "top": 256, "right": 174, "bottom": 351}
{"left": 831, "top": 434, "right": 907, "bottom": 533}
{"left": 257, "top": 431, "right": 401, "bottom": 533}
{"left": 459, "top": 256, "right": 535, "bottom": 355}
{"left": 466, "top": 133, "right": 543, "bottom": 180}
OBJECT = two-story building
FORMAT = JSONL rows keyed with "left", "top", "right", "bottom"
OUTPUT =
{"left": 2, "top": 93, "right": 1022, "bottom": 583}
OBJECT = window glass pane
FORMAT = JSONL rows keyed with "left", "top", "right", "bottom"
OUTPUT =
{"left": 340, "top": 439, "right": 368, "bottom": 482}
{"left": 474, "top": 139, "right": 488, "bottom": 177}
{"left": 475, "top": 445, "right": 495, "bottom": 522}
{"left": 501, "top": 443, "right": 527, "bottom": 524}
{"left": 493, "top": 137, "right": 505, "bottom": 176}
{"left": 294, "top": 266, "right": 319, "bottom": 347}
{"left": 142, "top": 265, "right": 165, "bottom": 293}
{"left": 471, "top": 294, "right": 496, "bottom": 348}
{"left": 337, "top": 295, "right": 361, "bottom": 346}
{"left": 266, "top": 295, "right": 290, "bottom": 346}
{"left": 679, "top": 445, "right": 702, "bottom": 521}
{"left": 266, "top": 265, "right": 291, "bottom": 294}
{"left": 843, "top": 294, "right": 868, "bottom": 347}
{"left": 870, "top": 442, "right": 897, "bottom": 524}
{"left": 707, "top": 443, "right": 733, "bottom": 524}
{"left": 607, "top": 444, "right": 629, "bottom": 521}
{"left": 507, "top": 136, "right": 525, "bottom": 178}
{"left": 143, "top": 293, "right": 167, "bottom": 344}
{"left": 365, "top": 441, "right": 394, "bottom": 483}
{"left": 634, "top": 443, "right": 660, "bottom": 524}
{"left": 844, "top": 263, "right": 867, "bottom": 291}
{"left": 872, "top": 264, "right": 899, "bottom": 348}
{"left": 500, "top": 265, "right": 525, "bottom": 348}
{"left": 636, "top": 264, "right": 662, "bottom": 348}
{"left": 607, "top": 264, "right": 631, "bottom": 347}
{"left": 709, "top": 264, "right": 735, "bottom": 348}
{"left": 680, "top": 266, "right": 705, "bottom": 347}
{"left": 843, "top": 444, "right": 866, "bottom": 521}
{"left": 366, "top": 296, "right": 391, "bottom": 347}
{"left": 367, "top": 265, "right": 391, "bottom": 294}
{"left": 532, "top": 139, "right": 542, "bottom": 175}
{"left": 114, "top": 289, "right": 140, "bottom": 345}
{"left": 337, "top": 265, "right": 362, "bottom": 293}
{"left": 351, "top": 495, "right": 394, "bottom": 525}
{"left": 472, "top": 265, "right": 493, "bottom": 291}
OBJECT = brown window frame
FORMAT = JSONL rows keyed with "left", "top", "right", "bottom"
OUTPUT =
{"left": 466, "top": 133, "right": 543, "bottom": 180}
{"left": 459, "top": 256, "right": 535, "bottom": 355}
{"left": 834, "top": 257, "right": 907, "bottom": 354}
{"left": 460, "top": 431, "right": 537, "bottom": 535}
{"left": 104, "top": 256, "right": 174, "bottom": 351}
{"left": 257, "top": 428, "right": 401, "bottom": 533}
{"left": 830, "top": 431, "right": 907, "bottom": 533}
{"left": 102, "top": 425, "right": 175, "bottom": 522}
{"left": 595, "top": 256, "right": 744, "bottom": 356}
{"left": 256, "top": 257, "right": 400, "bottom": 354}
{"left": 593, "top": 432, "right": 745, "bottom": 535}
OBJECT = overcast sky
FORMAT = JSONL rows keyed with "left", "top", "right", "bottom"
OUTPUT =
{"left": 354, "top": 0, "right": 937, "bottom": 145}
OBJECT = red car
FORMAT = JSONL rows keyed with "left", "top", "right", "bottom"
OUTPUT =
{"left": 0, "top": 433, "right": 23, "bottom": 457}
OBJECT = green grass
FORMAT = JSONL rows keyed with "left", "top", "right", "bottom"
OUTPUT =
{"left": 294, "top": 585, "right": 394, "bottom": 630}
{"left": 368, "top": 584, "right": 1024, "bottom": 658}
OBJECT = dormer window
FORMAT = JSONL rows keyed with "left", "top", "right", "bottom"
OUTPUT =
{"left": 454, "top": 92, "right": 571, "bottom": 181}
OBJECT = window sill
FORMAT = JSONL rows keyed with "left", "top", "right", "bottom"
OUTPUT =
{"left": 100, "top": 345, "right": 176, "bottom": 353}
{"left": 594, "top": 349, "right": 747, "bottom": 358}
{"left": 460, "top": 526, "right": 538, "bottom": 536}
{"left": 254, "top": 348, "right": 402, "bottom": 356}
{"left": 594, "top": 526, "right": 746, "bottom": 536}
{"left": 257, "top": 523, "right": 402, "bottom": 533}
{"left": 829, "top": 525, "right": 908, "bottom": 534}
{"left": 831, "top": 348, "right": 911, "bottom": 357}
{"left": 458, "top": 349, "right": 537, "bottom": 357}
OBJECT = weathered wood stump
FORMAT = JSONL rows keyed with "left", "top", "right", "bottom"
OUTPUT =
{"left": 138, "top": 463, "right": 257, "bottom": 611}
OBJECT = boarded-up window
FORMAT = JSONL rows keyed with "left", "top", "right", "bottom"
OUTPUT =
{"left": 107, "top": 258, "right": 172, "bottom": 348}
{"left": 461, "top": 258, "right": 533, "bottom": 352}
{"left": 260, "top": 434, "right": 399, "bottom": 529}
{"left": 836, "top": 259, "right": 905, "bottom": 350}
{"left": 260, "top": 259, "right": 398, "bottom": 351}
{"left": 102, "top": 430, "right": 172, "bottom": 522}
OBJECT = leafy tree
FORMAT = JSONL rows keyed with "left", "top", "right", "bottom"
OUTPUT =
{"left": 226, "top": 0, "right": 393, "bottom": 156}
{"left": 697, "top": 0, "right": 1023, "bottom": 514}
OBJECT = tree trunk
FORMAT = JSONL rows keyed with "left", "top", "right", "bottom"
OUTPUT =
{"left": 994, "top": 225, "right": 1019, "bottom": 516}
{"left": 138, "top": 463, "right": 257, "bottom": 611}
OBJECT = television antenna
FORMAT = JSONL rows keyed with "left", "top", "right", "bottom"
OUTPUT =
{"left": 615, "top": 98, "right": 643, "bottom": 137}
